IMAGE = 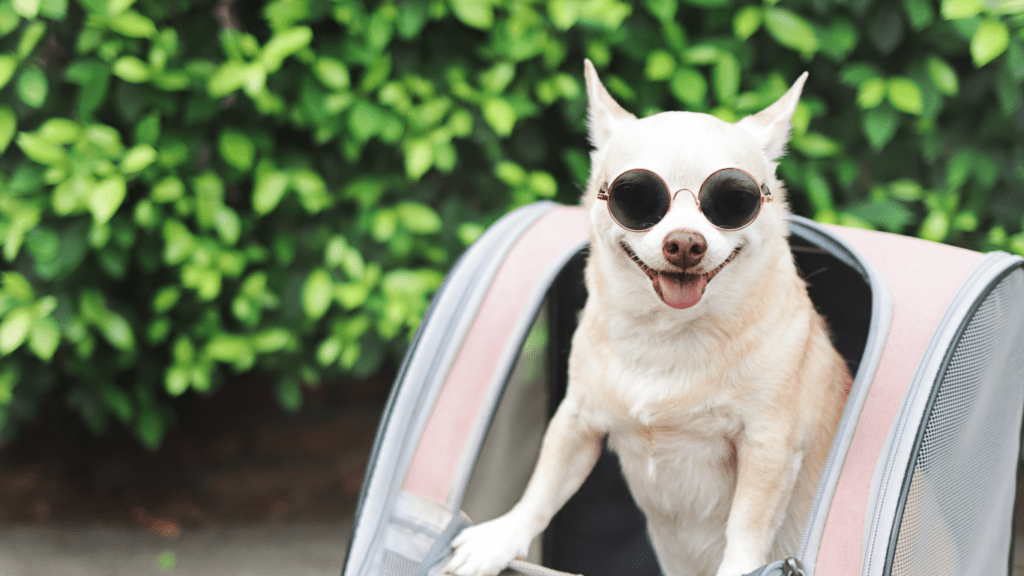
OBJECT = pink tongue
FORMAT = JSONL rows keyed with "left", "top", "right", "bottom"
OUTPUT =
{"left": 655, "top": 273, "right": 707, "bottom": 309}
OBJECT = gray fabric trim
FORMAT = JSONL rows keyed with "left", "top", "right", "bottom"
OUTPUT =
{"left": 446, "top": 237, "right": 589, "bottom": 510}
{"left": 505, "top": 560, "right": 584, "bottom": 576}
{"left": 786, "top": 216, "right": 894, "bottom": 575}
{"left": 415, "top": 512, "right": 472, "bottom": 576}
{"left": 861, "top": 251, "right": 1024, "bottom": 576}
{"left": 344, "top": 202, "right": 560, "bottom": 576}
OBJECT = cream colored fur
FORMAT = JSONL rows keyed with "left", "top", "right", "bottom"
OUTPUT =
{"left": 444, "top": 61, "right": 849, "bottom": 576}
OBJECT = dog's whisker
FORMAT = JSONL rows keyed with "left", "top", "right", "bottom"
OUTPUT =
{"left": 801, "top": 266, "right": 829, "bottom": 282}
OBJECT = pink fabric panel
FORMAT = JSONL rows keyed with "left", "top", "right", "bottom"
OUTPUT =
{"left": 815, "top": 226, "right": 983, "bottom": 575}
{"left": 402, "top": 206, "right": 590, "bottom": 505}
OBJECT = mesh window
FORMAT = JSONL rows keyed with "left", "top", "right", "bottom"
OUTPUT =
{"left": 891, "top": 268, "right": 1024, "bottom": 576}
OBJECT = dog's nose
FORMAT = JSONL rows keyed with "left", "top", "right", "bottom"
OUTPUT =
{"left": 663, "top": 230, "right": 707, "bottom": 269}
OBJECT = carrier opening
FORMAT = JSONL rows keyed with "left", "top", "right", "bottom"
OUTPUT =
{"left": 459, "top": 231, "right": 874, "bottom": 576}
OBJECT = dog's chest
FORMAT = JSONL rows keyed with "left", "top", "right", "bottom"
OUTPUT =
{"left": 603, "top": 387, "right": 743, "bottom": 523}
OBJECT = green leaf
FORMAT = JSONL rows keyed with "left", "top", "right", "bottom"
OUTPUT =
{"left": 102, "top": 313, "right": 135, "bottom": 350}
{"left": 302, "top": 268, "right": 333, "bottom": 319}
{"left": 16, "top": 132, "right": 64, "bottom": 164}
{"left": 792, "top": 133, "right": 841, "bottom": 158}
{"left": 112, "top": 56, "right": 150, "bottom": 83}
{"left": 733, "top": 6, "right": 763, "bottom": 40}
{"left": 101, "top": 386, "right": 132, "bottom": 424}
{"left": 109, "top": 10, "right": 156, "bottom": 38}
{"left": 971, "top": 18, "right": 1009, "bottom": 67}
{"left": 482, "top": 97, "right": 516, "bottom": 136}
{"left": 404, "top": 138, "right": 433, "bottom": 180}
{"left": 151, "top": 176, "right": 185, "bottom": 203}
{"left": 902, "top": 0, "right": 934, "bottom": 31}
{"left": 0, "top": 106, "right": 16, "bottom": 154}
{"left": 17, "top": 66, "right": 48, "bottom": 108}
{"left": 396, "top": 202, "right": 442, "bottom": 234}
{"left": 0, "top": 307, "right": 31, "bottom": 355}
{"left": 644, "top": 50, "right": 676, "bottom": 82}
{"left": 12, "top": 0, "right": 40, "bottom": 18}
{"left": 316, "top": 337, "right": 342, "bottom": 366}
{"left": 39, "top": 0, "right": 66, "bottom": 18}
{"left": 644, "top": 0, "right": 677, "bottom": 22}
{"left": 712, "top": 54, "right": 740, "bottom": 105}
{"left": 2, "top": 272, "right": 35, "bottom": 302}
{"left": 260, "top": 26, "right": 312, "bottom": 72}
{"left": 152, "top": 286, "right": 181, "bottom": 314}
{"left": 670, "top": 67, "right": 707, "bottom": 107}
{"left": 252, "top": 327, "right": 290, "bottom": 353}
{"left": 862, "top": 106, "right": 899, "bottom": 151}
{"left": 919, "top": 209, "right": 950, "bottom": 242}
{"left": 927, "top": 56, "right": 959, "bottom": 96}
{"left": 28, "top": 316, "right": 59, "bottom": 361}
{"left": 818, "top": 18, "right": 859, "bottom": 61}
{"left": 361, "top": 55, "right": 391, "bottom": 92}
{"left": 941, "top": 0, "right": 982, "bottom": 19}
{"left": 162, "top": 219, "right": 195, "bottom": 265}
{"left": 88, "top": 176, "right": 127, "bottom": 225}
{"left": 887, "top": 77, "right": 923, "bottom": 114}
{"left": 548, "top": 0, "right": 578, "bottom": 29}
{"left": 763, "top": 8, "right": 818, "bottom": 56}
{"left": 529, "top": 171, "right": 558, "bottom": 197}
{"left": 314, "top": 57, "right": 350, "bottom": 91}
{"left": 449, "top": 0, "right": 493, "bottom": 29}
{"left": 214, "top": 206, "right": 241, "bottom": 246}
{"left": 276, "top": 377, "right": 302, "bottom": 413}
{"left": 480, "top": 62, "right": 515, "bottom": 94}
{"left": 888, "top": 178, "right": 923, "bottom": 201}
{"left": 135, "top": 407, "right": 165, "bottom": 451}
{"left": 205, "top": 333, "right": 254, "bottom": 370}
{"left": 120, "top": 143, "right": 157, "bottom": 173}
{"left": 218, "top": 129, "right": 256, "bottom": 171}
{"left": 17, "top": 21, "right": 46, "bottom": 59}
{"left": 40, "top": 118, "right": 80, "bottom": 144}
{"left": 207, "top": 60, "right": 247, "bottom": 97}
{"left": 253, "top": 162, "right": 289, "bottom": 214}
{"left": 495, "top": 160, "right": 526, "bottom": 186}
{"left": 0, "top": 56, "right": 16, "bottom": 90}
{"left": 396, "top": 0, "right": 427, "bottom": 38}
{"left": 857, "top": 77, "right": 886, "bottom": 109}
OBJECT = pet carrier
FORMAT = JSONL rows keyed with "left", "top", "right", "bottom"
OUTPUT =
{"left": 341, "top": 201, "right": 1024, "bottom": 576}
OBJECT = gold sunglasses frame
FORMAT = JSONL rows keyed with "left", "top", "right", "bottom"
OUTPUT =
{"left": 596, "top": 167, "right": 773, "bottom": 232}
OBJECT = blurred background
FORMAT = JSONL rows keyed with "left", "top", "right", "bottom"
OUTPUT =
{"left": 0, "top": 0, "right": 1022, "bottom": 572}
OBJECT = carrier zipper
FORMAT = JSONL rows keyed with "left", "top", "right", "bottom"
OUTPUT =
{"left": 781, "top": 556, "right": 805, "bottom": 576}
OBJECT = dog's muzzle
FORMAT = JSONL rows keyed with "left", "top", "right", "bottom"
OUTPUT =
{"left": 619, "top": 242, "right": 743, "bottom": 309}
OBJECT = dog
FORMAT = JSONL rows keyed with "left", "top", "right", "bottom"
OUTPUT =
{"left": 443, "top": 60, "right": 849, "bottom": 576}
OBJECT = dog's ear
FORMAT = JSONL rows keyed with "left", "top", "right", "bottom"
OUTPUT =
{"left": 737, "top": 72, "right": 808, "bottom": 160}
{"left": 584, "top": 59, "right": 636, "bottom": 149}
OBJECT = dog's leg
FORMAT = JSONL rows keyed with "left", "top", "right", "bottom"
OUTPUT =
{"left": 715, "top": 423, "right": 803, "bottom": 576}
{"left": 444, "top": 397, "right": 604, "bottom": 576}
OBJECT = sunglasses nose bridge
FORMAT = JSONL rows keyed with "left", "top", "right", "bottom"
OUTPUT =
{"left": 671, "top": 188, "right": 699, "bottom": 208}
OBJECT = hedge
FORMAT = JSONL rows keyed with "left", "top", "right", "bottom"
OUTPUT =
{"left": 0, "top": 0, "right": 1022, "bottom": 448}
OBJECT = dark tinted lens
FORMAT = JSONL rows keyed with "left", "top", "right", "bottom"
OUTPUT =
{"left": 608, "top": 170, "right": 670, "bottom": 231}
{"left": 699, "top": 169, "right": 762, "bottom": 230}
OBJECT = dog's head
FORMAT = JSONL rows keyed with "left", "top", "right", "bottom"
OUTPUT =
{"left": 582, "top": 60, "right": 806, "bottom": 315}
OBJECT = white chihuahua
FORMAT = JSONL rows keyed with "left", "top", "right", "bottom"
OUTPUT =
{"left": 444, "top": 60, "right": 849, "bottom": 576}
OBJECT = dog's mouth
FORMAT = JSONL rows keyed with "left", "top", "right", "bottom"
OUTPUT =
{"left": 620, "top": 241, "right": 743, "bottom": 309}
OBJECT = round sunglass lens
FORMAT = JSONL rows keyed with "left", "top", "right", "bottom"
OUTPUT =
{"left": 608, "top": 170, "right": 670, "bottom": 231}
{"left": 699, "top": 170, "right": 762, "bottom": 230}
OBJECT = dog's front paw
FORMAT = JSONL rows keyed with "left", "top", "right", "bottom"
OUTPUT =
{"left": 443, "top": 517, "right": 531, "bottom": 576}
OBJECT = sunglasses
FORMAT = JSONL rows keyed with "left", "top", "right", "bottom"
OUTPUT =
{"left": 597, "top": 168, "right": 773, "bottom": 232}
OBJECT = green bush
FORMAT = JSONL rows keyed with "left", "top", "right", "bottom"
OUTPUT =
{"left": 0, "top": 0, "right": 1021, "bottom": 448}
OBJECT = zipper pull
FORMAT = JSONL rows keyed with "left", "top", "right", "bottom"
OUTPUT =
{"left": 781, "top": 556, "right": 805, "bottom": 576}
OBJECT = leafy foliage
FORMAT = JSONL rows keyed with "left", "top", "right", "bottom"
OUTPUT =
{"left": 0, "top": 0, "right": 1022, "bottom": 447}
